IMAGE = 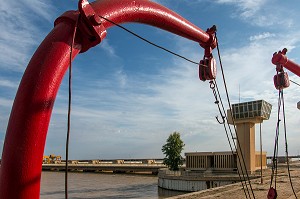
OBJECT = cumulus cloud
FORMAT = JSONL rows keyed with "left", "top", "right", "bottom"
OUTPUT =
{"left": 22, "top": 0, "right": 55, "bottom": 22}
{"left": 0, "top": 0, "right": 55, "bottom": 71}
{"left": 0, "top": 98, "right": 13, "bottom": 108}
{"left": 114, "top": 68, "right": 128, "bottom": 88}
{"left": 0, "top": 79, "right": 18, "bottom": 88}
{"left": 99, "top": 39, "right": 117, "bottom": 57}
{"left": 216, "top": 0, "right": 266, "bottom": 18}
{"left": 214, "top": 0, "right": 295, "bottom": 27}
{"left": 249, "top": 32, "right": 275, "bottom": 41}
{"left": 216, "top": 0, "right": 265, "bottom": 11}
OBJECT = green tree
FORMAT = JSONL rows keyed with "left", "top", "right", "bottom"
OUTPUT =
{"left": 161, "top": 132, "right": 185, "bottom": 171}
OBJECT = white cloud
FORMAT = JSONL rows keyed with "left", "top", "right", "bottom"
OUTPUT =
{"left": 216, "top": 0, "right": 267, "bottom": 17}
{"left": 249, "top": 32, "right": 275, "bottom": 41}
{"left": 114, "top": 68, "right": 128, "bottom": 88}
{"left": 0, "top": 0, "right": 54, "bottom": 71}
{"left": 214, "top": 0, "right": 295, "bottom": 27}
{"left": 0, "top": 79, "right": 18, "bottom": 88}
{"left": 22, "top": 0, "right": 55, "bottom": 22}
{"left": 99, "top": 39, "right": 117, "bottom": 57}
{"left": 0, "top": 98, "right": 13, "bottom": 108}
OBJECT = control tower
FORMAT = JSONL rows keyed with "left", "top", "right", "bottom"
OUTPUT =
{"left": 228, "top": 100, "right": 272, "bottom": 174}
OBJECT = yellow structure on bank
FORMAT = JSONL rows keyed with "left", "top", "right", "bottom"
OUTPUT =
{"left": 228, "top": 100, "right": 272, "bottom": 173}
{"left": 43, "top": 154, "right": 62, "bottom": 164}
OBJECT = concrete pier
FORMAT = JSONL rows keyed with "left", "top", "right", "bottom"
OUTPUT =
{"left": 42, "top": 159, "right": 166, "bottom": 174}
{"left": 168, "top": 162, "right": 300, "bottom": 198}
{"left": 158, "top": 168, "right": 255, "bottom": 192}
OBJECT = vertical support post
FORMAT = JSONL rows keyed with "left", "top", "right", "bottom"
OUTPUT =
{"left": 236, "top": 123, "right": 256, "bottom": 174}
{"left": 260, "top": 123, "right": 263, "bottom": 184}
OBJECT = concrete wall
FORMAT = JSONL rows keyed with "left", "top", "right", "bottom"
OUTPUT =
{"left": 158, "top": 169, "right": 237, "bottom": 192}
{"left": 158, "top": 178, "right": 234, "bottom": 192}
{"left": 185, "top": 152, "right": 237, "bottom": 171}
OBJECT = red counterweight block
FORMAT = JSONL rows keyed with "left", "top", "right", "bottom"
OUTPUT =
{"left": 199, "top": 57, "right": 217, "bottom": 81}
{"left": 267, "top": 187, "right": 277, "bottom": 199}
{"left": 273, "top": 72, "right": 290, "bottom": 90}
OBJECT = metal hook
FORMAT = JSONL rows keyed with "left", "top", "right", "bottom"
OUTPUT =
{"left": 209, "top": 80, "right": 215, "bottom": 89}
{"left": 210, "top": 80, "right": 225, "bottom": 124}
{"left": 215, "top": 115, "right": 225, "bottom": 124}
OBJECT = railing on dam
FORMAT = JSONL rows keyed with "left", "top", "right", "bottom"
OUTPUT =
{"left": 42, "top": 159, "right": 166, "bottom": 174}
{"left": 158, "top": 168, "right": 243, "bottom": 179}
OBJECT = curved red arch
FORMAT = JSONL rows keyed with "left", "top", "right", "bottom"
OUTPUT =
{"left": 90, "top": 0, "right": 211, "bottom": 43}
{"left": 0, "top": 0, "right": 214, "bottom": 198}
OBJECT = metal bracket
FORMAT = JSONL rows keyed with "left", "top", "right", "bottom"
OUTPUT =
{"left": 200, "top": 25, "right": 217, "bottom": 58}
{"left": 78, "top": 0, "right": 107, "bottom": 52}
{"left": 54, "top": 0, "right": 107, "bottom": 53}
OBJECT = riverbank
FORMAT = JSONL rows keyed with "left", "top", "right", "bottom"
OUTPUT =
{"left": 169, "top": 162, "right": 300, "bottom": 198}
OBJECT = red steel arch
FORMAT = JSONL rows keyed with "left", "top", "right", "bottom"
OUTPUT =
{"left": 0, "top": 0, "right": 216, "bottom": 198}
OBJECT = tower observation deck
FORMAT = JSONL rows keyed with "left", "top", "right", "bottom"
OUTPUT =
{"left": 228, "top": 100, "right": 272, "bottom": 173}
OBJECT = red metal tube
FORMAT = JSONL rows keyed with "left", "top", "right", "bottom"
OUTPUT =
{"left": 89, "top": 0, "right": 211, "bottom": 44}
{"left": 272, "top": 52, "right": 300, "bottom": 77}
{"left": 0, "top": 18, "right": 81, "bottom": 199}
{"left": 0, "top": 0, "right": 212, "bottom": 198}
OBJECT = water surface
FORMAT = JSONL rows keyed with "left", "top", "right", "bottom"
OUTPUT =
{"left": 40, "top": 171, "right": 186, "bottom": 199}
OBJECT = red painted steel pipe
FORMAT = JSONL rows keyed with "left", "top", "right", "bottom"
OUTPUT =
{"left": 89, "top": 0, "right": 212, "bottom": 44}
{"left": 272, "top": 51, "right": 300, "bottom": 77}
{"left": 0, "top": 0, "right": 212, "bottom": 198}
{"left": 0, "top": 20, "right": 82, "bottom": 199}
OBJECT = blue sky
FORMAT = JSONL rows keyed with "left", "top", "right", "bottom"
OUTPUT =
{"left": 1, "top": 0, "right": 300, "bottom": 160}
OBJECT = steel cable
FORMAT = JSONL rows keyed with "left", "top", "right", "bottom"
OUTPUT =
{"left": 98, "top": 15, "right": 199, "bottom": 65}
{"left": 215, "top": 33, "right": 256, "bottom": 198}
{"left": 211, "top": 79, "right": 251, "bottom": 199}
{"left": 270, "top": 90, "right": 282, "bottom": 191}
{"left": 290, "top": 79, "right": 300, "bottom": 88}
{"left": 65, "top": 13, "right": 80, "bottom": 199}
{"left": 281, "top": 91, "right": 298, "bottom": 198}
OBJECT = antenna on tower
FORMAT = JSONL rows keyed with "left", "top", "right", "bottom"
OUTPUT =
{"left": 239, "top": 84, "right": 240, "bottom": 103}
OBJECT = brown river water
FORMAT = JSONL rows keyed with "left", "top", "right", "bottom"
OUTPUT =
{"left": 40, "top": 171, "right": 186, "bottom": 199}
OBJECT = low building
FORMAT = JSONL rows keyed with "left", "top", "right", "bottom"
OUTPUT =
{"left": 185, "top": 151, "right": 267, "bottom": 173}
{"left": 185, "top": 152, "right": 237, "bottom": 172}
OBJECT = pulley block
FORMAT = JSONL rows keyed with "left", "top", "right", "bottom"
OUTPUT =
{"left": 273, "top": 72, "right": 290, "bottom": 90}
{"left": 267, "top": 187, "right": 277, "bottom": 199}
{"left": 199, "top": 57, "right": 217, "bottom": 81}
